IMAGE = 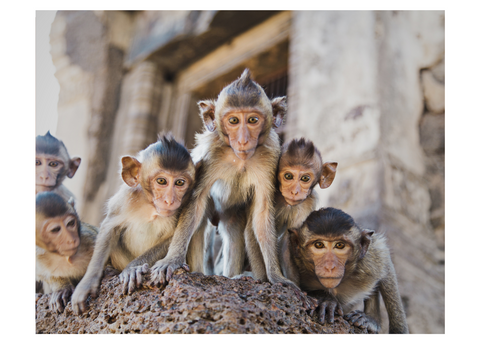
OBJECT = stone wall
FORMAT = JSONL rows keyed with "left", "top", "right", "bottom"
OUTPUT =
{"left": 287, "top": 11, "right": 444, "bottom": 333}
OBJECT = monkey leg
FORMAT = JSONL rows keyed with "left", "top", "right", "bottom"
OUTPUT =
{"left": 244, "top": 224, "right": 267, "bottom": 282}
{"left": 186, "top": 215, "right": 208, "bottom": 274}
{"left": 218, "top": 214, "right": 246, "bottom": 278}
{"left": 203, "top": 222, "right": 216, "bottom": 275}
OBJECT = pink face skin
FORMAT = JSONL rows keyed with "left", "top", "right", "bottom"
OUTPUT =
{"left": 221, "top": 111, "right": 265, "bottom": 161}
{"left": 149, "top": 171, "right": 191, "bottom": 217}
{"left": 309, "top": 238, "right": 353, "bottom": 289}
{"left": 278, "top": 165, "right": 316, "bottom": 206}
{"left": 40, "top": 214, "right": 80, "bottom": 257}
{"left": 36, "top": 154, "right": 65, "bottom": 190}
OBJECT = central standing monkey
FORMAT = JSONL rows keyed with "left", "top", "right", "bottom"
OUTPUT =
{"left": 149, "top": 69, "right": 294, "bottom": 287}
{"left": 71, "top": 135, "right": 195, "bottom": 314}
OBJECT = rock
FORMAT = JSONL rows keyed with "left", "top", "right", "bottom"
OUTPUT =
{"left": 421, "top": 69, "right": 445, "bottom": 114}
{"left": 36, "top": 271, "right": 369, "bottom": 334}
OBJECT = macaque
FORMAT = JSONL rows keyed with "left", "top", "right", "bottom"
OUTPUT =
{"left": 36, "top": 131, "right": 81, "bottom": 203}
{"left": 36, "top": 192, "right": 97, "bottom": 313}
{"left": 275, "top": 138, "right": 337, "bottom": 235}
{"left": 149, "top": 69, "right": 295, "bottom": 289}
{"left": 279, "top": 207, "right": 409, "bottom": 334}
{"left": 71, "top": 135, "right": 195, "bottom": 314}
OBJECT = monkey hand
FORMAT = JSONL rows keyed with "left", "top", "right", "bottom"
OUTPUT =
{"left": 71, "top": 278, "right": 99, "bottom": 315}
{"left": 50, "top": 285, "right": 74, "bottom": 313}
{"left": 148, "top": 258, "right": 190, "bottom": 287}
{"left": 344, "top": 310, "right": 380, "bottom": 333}
{"left": 315, "top": 294, "right": 343, "bottom": 325}
{"left": 119, "top": 263, "right": 149, "bottom": 295}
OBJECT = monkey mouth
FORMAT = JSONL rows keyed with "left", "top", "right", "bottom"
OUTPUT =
{"left": 60, "top": 247, "right": 79, "bottom": 257}
{"left": 234, "top": 148, "right": 255, "bottom": 160}
{"left": 36, "top": 184, "right": 56, "bottom": 191}
{"left": 284, "top": 197, "right": 305, "bottom": 206}
{"left": 318, "top": 276, "right": 343, "bottom": 289}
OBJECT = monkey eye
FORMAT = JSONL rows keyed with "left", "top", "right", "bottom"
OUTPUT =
{"left": 335, "top": 242, "right": 345, "bottom": 249}
{"left": 156, "top": 178, "right": 167, "bottom": 185}
{"left": 228, "top": 117, "right": 239, "bottom": 125}
{"left": 51, "top": 226, "right": 61, "bottom": 233}
{"left": 36, "top": 159, "right": 41, "bottom": 166}
{"left": 314, "top": 242, "right": 324, "bottom": 249}
{"left": 175, "top": 179, "right": 186, "bottom": 186}
{"left": 48, "top": 161, "right": 59, "bottom": 167}
{"left": 248, "top": 117, "right": 259, "bottom": 124}
{"left": 284, "top": 173, "right": 293, "bottom": 180}
{"left": 300, "top": 175, "right": 311, "bottom": 182}
{"left": 66, "top": 219, "right": 76, "bottom": 228}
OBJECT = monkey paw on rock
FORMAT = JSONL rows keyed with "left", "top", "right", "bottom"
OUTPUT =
{"left": 119, "top": 263, "right": 149, "bottom": 295}
{"left": 71, "top": 280, "right": 99, "bottom": 315}
{"left": 50, "top": 286, "right": 74, "bottom": 313}
{"left": 344, "top": 310, "right": 380, "bottom": 333}
{"left": 314, "top": 295, "right": 343, "bottom": 325}
{"left": 148, "top": 258, "right": 190, "bottom": 287}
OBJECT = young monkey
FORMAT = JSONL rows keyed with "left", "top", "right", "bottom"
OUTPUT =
{"left": 275, "top": 138, "right": 337, "bottom": 236}
{"left": 36, "top": 192, "right": 98, "bottom": 313}
{"left": 71, "top": 134, "right": 195, "bottom": 315}
{"left": 36, "top": 131, "right": 81, "bottom": 203}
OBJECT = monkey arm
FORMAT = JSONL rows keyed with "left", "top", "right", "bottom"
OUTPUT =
{"left": 71, "top": 220, "right": 116, "bottom": 314}
{"left": 119, "top": 238, "right": 173, "bottom": 294}
{"left": 379, "top": 259, "right": 409, "bottom": 334}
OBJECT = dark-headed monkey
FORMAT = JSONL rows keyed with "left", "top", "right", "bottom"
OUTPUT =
{"left": 71, "top": 134, "right": 195, "bottom": 314}
{"left": 149, "top": 69, "right": 295, "bottom": 289}
{"left": 36, "top": 192, "right": 97, "bottom": 313}
{"left": 36, "top": 131, "right": 81, "bottom": 203}
{"left": 279, "top": 207, "right": 408, "bottom": 334}
{"left": 275, "top": 138, "right": 337, "bottom": 235}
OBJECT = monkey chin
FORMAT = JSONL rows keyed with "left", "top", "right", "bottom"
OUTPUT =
{"left": 318, "top": 277, "right": 343, "bottom": 289}
{"left": 154, "top": 206, "right": 179, "bottom": 218}
{"left": 233, "top": 148, "right": 255, "bottom": 161}
{"left": 283, "top": 196, "right": 306, "bottom": 206}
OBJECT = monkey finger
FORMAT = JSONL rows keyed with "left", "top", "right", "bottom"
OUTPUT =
{"left": 121, "top": 274, "right": 129, "bottom": 295}
{"left": 166, "top": 265, "right": 176, "bottom": 282}
{"left": 317, "top": 302, "right": 327, "bottom": 324}
{"left": 182, "top": 263, "right": 190, "bottom": 272}
{"left": 136, "top": 267, "right": 146, "bottom": 288}
{"left": 128, "top": 272, "right": 136, "bottom": 294}
{"left": 336, "top": 304, "right": 343, "bottom": 316}
{"left": 327, "top": 302, "right": 335, "bottom": 324}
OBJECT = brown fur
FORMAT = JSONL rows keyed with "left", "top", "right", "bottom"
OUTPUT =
{"left": 279, "top": 208, "right": 408, "bottom": 334}
{"left": 71, "top": 135, "right": 195, "bottom": 314}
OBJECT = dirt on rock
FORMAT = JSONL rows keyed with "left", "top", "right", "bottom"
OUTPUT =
{"left": 36, "top": 270, "right": 369, "bottom": 334}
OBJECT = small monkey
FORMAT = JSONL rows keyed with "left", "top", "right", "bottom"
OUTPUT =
{"left": 71, "top": 135, "right": 195, "bottom": 314}
{"left": 275, "top": 138, "right": 337, "bottom": 235}
{"left": 36, "top": 192, "right": 97, "bottom": 313}
{"left": 279, "top": 208, "right": 409, "bottom": 334}
{"left": 36, "top": 131, "right": 81, "bottom": 203}
{"left": 150, "top": 69, "right": 296, "bottom": 289}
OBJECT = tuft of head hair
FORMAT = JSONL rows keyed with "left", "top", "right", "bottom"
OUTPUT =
{"left": 150, "top": 133, "right": 192, "bottom": 173}
{"left": 36, "top": 191, "right": 73, "bottom": 218}
{"left": 304, "top": 207, "right": 357, "bottom": 238}
{"left": 280, "top": 138, "right": 323, "bottom": 179}
{"left": 222, "top": 68, "right": 267, "bottom": 108}
{"left": 36, "top": 131, "right": 67, "bottom": 156}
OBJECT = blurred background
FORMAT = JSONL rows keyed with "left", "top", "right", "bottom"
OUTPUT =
{"left": 37, "top": 10, "right": 444, "bottom": 333}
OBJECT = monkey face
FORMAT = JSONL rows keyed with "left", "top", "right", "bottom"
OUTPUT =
{"left": 309, "top": 238, "right": 353, "bottom": 289}
{"left": 221, "top": 110, "right": 265, "bottom": 160}
{"left": 149, "top": 171, "right": 191, "bottom": 217}
{"left": 278, "top": 165, "right": 316, "bottom": 205}
{"left": 39, "top": 214, "right": 80, "bottom": 257}
{"left": 36, "top": 154, "right": 65, "bottom": 190}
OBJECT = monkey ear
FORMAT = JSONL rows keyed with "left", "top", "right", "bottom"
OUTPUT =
{"left": 67, "top": 157, "right": 82, "bottom": 178}
{"left": 288, "top": 228, "right": 300, "bottom": 246}
{"left": 359, "top": 229, "right": 374, "bottom": 260}
{"left": 271, "top": 96, "right": 287, "bottom": 129}
{"left": 319, "top": 162, "right": 338, "bottom": 189}
{"left": 198, "top": 100, "right": 216, "bottom": 132}
{"left": 121, "top": 156, "right": 142, "bottom": 187}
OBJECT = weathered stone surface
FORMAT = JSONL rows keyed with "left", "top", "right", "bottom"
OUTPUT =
{"left": 421, "top": 69, "right": 445, "bottom": 114}
{"left": 36, "top": 271, "right": 368, "bottom": 334}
